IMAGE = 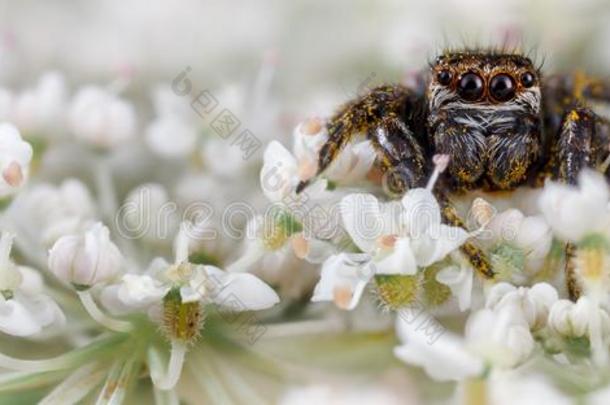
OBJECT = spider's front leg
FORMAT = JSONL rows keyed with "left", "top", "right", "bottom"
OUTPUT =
{"left": 550, "top": 106, "right": 610, "bottom": 300}
{"left": 296, "top": 84, "right": 427, "bottom": 195}
{"left": 552, "top": 107, "right": 600, "bottom": 184}
{"left": 437, "top": 193, "right": 496, "bottom": 279}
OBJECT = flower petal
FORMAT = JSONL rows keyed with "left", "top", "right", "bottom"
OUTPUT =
{"left": 436, "top": 264, "right": 473, "bottom": 311}
{"left": 374, "top": 237, "right": 417, "bottom": 275}
{"left": 401, "top": 188, "right": 441, "bottom": 236}
{"left": 0, "top": 293, "right": 65, "bottom": 337}
{"left": 539, "top": 170, "right": 609, "bottom": 241}
{"left": 394, "top": 310, "right": 483, "bottom": 381}
{"left": 205, "top": 266, "right": 279, "bottom": 311}
{"left": 340, "top": 194, "right": 385, "bottom": 253}
{"left": 260, "top": 141, "right": 298, "bottom": 202}
{"left": 412, "top": 224, "right": 469, "bottom": 267}
{"left": 311, "top": 253, "right": 373, "bottom": 310}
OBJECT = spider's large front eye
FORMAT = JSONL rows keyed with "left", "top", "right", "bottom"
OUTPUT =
{"left": 489, "top": 74, "right": 516, "bottom": 102}
{"left": 457, "top": 72, "right": 484, "bottom": 101}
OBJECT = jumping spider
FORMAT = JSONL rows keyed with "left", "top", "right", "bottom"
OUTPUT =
{"left": 298, "top": 49, "right": 610, "bottom": 300}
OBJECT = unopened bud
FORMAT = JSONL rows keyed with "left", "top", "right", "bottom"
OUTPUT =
{"left": 471, "top": 198, "right": 495, "bottom": 227}
{"left": 48, "top": 223, "right": 123, "bottom": 289}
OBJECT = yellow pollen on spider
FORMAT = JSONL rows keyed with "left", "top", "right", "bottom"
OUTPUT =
{"left": 568, "top": 110, "right": 580, "bottom": 122}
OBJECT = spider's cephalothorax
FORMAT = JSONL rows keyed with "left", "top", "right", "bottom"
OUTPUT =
{"left": 299, "top": 49, "right": 610, "bottom": 298}
{"left": 428, "top": 52, "right": 543, "bottom": 190}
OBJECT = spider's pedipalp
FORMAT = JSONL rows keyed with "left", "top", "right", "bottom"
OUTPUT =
{"left": 367, "top": 114, "right": 427, "bottom": 195}
{"left": 297, "top": 84, "right": 426, "bottom": 193}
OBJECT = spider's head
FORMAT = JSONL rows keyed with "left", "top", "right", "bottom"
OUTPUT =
{"left": 427, "top": 50, "right": 541, "bottom": 114}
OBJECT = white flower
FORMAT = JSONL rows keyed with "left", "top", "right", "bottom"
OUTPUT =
{"left": 102, "top": 273, "right": 168, "bottom": 314}
{"left": 291, "top": 118, "right": 327, "bottom": 171}
{"left": 548, "top": 296, "right": 610, "bottom": 366}
{"left": 485, "top": 282, "right": 558, "bottom": 331}
{"left": 0, "top": 123, "right": 33, "bottom": 198}
{"left": 538, "top": 169, "right": 610, "bottom": 242}
{"left": 0, "top": 232, "right": 64, "bottom": 336}
{"left": 260, "top": 135, "right": 374, "bottom": 203}
{"left": 260, "top": 141, "right": 303, "bottom": 202}
{"left": 226, "top": 214, "right": 336, "bottom": 274}
{"left": 146, "top": 116, "right": 198, "bottom": 159}
{"left": 483, "top": 207, "right": 553, "bottom": 274}
{"left": 394, "top": 309, "right": 484, "bottom": 381}
{"left": 48, "top": 222, "right": 123, "bottom": 288}
{"left": 313, "top": 156, "right": 470, "bottom": 310}
{"left": 396, "top": 282, "right": 546, "bottom": 375}
{"left": 341, "top": 188, "right": 469, "bottom": 275}
{"left": 12, "top": 179, "right": 95, "bottom": 246}
{"left": 465, "top": 306, "right": 535, "bottom": 368}
{"left": 324, "top": 140, "right": 376, "bottom": 186}
{"left": 548, "top": 296, "right": 610, "bottom": 339}
{"left": 455, "top": 282, "right": 559, "bottom": 368}
{"left": 311, "top": 253, "right": 373, "bottom": 310}
{"left": 12, "top": 72, "right": 67, "bottom": 136}
{"left": 102, "top": 222, "right": 279, "bottom": 316}
{"left": 548, "top": 298, "right": 591, "bottom": 337}
{"left": 68, "top": 85, "right": 136, "bottom": 149}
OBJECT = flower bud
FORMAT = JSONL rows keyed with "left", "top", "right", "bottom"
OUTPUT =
{"left": 48, "top": 222, "right": 123, "bottom": 289}
{"left": 68, "top": 85, "right": 136, "bottom": 149}
{"left": 548, "top": 298, "right": 589, "bottom": 337}
{"left": 0, "top": 123, "right": 33, "bottom": 198}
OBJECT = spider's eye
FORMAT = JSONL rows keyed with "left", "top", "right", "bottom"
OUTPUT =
{"left": 521, "top": 72, "right": 536, "bottom": 88}
{"left": 457, "top": 72, "right": 484, "bottom": 101}
{"left": 489, "top": 74, "right": 516, "bottom": 102}
{"left": 437, "top": 70, "right": 452, "bottom": 85}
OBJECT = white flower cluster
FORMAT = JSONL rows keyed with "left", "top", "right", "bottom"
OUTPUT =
{"left": 0, "top": 71, "right": 288, "bottom": 400}
{"left": 1, "top": 19, "right": 610, "bottom": 402}
{"left": 243, "top": 114, "right": 610, "bottom": 391}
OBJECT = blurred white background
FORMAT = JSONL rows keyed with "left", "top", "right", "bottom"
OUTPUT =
{"left": 2, "top": 0, "right": 609, "bottom": 111}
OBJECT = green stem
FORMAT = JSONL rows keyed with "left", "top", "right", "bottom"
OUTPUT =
{"left": 0, "top": 334, "right": 127, "bottom": 372}
{"left": 148, "top": 341, "right": 187, "bottom": 391}
{"left": 77, "top": 290, "right": 133, "bottom": 333}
